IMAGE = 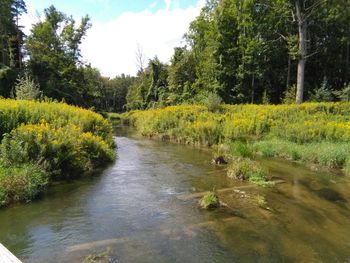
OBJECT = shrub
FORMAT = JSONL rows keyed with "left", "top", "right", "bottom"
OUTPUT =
{"left": 203, "top": 92, "right": 222, "bottom": 112}
{"left": 335, "top": 84, "right": 350, "bottom": 102}
{"left": 282, "top": 85, "right": 297, "bottom": 104}
{"left": 15, "top": 73, "right": 42, "bottom": 100}
{"left": 0, "top": 99, "right": 113, "bottom": 143}
{"left": 0, "top": 122, "right": 115, "bottom": 178}
{"left": 308, "top": 78, "right": 334, "bottom": 102}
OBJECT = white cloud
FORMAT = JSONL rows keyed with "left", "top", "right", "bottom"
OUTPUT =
{"left": 20, "top": 0, "right": 205, "bottom": 77}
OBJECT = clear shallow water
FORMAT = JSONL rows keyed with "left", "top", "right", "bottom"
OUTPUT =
{"left": 0, "top": 127, "right": 350, "bottom": 263}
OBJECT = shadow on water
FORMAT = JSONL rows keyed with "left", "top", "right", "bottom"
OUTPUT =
{"left": 0, "top": 126, "right": 350, "bottom": 262}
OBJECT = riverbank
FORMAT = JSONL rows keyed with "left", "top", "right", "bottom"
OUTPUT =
{"left": 0, "top": 99, "right": 116, "bottom": 207}
{"left": 121, "top": 103, "right": 350, "bottom": 173}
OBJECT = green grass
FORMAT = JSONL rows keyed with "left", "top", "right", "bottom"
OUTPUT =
{"left": 252, "top": 139, "right": 350, "bottom": 168}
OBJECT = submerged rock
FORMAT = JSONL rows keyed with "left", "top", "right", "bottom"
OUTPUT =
{"left": 316, "top": 188, "right": 347, "bottom": 203}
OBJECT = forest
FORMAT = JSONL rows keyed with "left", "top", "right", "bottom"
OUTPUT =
{"left": 1, "top": 0, "right": 349, "bottom": 111}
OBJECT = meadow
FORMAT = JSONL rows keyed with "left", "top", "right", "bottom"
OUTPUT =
{"left": 122, "top": 102, "right": 350, "bottom": 174}
{"left": 0, "top": 99, "right": 115, "bottom": 207}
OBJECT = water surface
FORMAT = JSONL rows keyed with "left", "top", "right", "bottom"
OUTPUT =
{"left": 0, "top": 127, "right": 350, "bottom": 262}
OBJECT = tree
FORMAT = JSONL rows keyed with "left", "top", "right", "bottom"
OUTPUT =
{"left": 26, "top": 5, "right": 91, "bottom": 104}
{"left": 0, "top": 0, "right": 26, "bottom": 96}
{"left": 135, "top": 43, "right": 145, "bottom": 75}
{"left": 167, "top": 46, "right": 196, "bottom": 103}
{"left": 289, "top": 0, "right": 326, "bottom": 103}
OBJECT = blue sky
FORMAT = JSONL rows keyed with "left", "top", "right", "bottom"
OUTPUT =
{"left": 25, "top": 0, "right": 199, "bottom": 22}
{"left": 22, "top": 0, "right": 203, "bottom": 77}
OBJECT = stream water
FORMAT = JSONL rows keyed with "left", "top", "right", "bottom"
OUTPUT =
{"left": 0, "top": 127, "right": 350, "bottom": 263}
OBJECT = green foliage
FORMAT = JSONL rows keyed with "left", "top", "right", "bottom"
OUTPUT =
{"left": 253, "top": 139, "right": 350, "bottom": 168}
{"left": 126, "top": 57, "right": 169, "bottom": 110}
{"left": 25, "top": 5, "right": 91, "bottom": 105}
{"left": 199, "top": 191, "right": 220, "bottom": 209}
{"left": 227, "top": 158, "right": 273, "bottom": 187}
{"left": 283, "top": 85, "right": 297, "bottom": 104}
{"left": 309, "top": 78, "right": 334, "bottom": 102}
{"left": 0, "top": 162, "right": 48, "bottom": 207}
{"left": 202, "top": 92, "right": 222, "bottom": 112}
{"left": 124, "top": 102, "right": 350, "bottom": 170}
{"left": 15, "top": 73, "right": 42, "bottom": 100}
{"left": 228, "top": 141, "right": 252, "bottom": 158}
{"left": 335, "top": 84, "right": 350, "bottom": 102}
{"left": 0, "top": 99, "right": 115, "bottom": 206}
{"left": 0, "top": 122, "right": 115, "bottom": 178}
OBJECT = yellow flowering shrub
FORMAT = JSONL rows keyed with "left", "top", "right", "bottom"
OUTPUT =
{"left": 0, "top": 99, "right": 113, "bottom": 144}
{"left": 0, "top": 122, "right": 115, "bottom": 178}
{"left": 123, "top": 102, "right": 350, "bottom": 144}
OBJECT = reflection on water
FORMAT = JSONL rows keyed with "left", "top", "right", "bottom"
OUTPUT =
{"left": 0, "top": 126, "right": 350, "bottom": 262}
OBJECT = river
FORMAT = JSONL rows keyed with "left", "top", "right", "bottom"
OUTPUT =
{"left": 0, "top": 127, "right": 350, "bottom": 263}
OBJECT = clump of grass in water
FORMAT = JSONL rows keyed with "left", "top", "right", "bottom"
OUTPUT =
{"left": 253, "top": 194, "right": 267, "bottom": 208}
{"left": 199, "top": 191, "right": 220, "bottom": 209}
{"left": 227, "top": 158, "right": 274, "bottom": 187}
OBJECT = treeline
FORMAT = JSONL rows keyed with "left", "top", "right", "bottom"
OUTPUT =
{"left": 1, "top": 0, "right": 349, "bottom": 112}
{"left": 0, "top": 1, "right": 136, "bottom": 112}
{"left": 127, "top": 0, "right": 350, "bottom": 109}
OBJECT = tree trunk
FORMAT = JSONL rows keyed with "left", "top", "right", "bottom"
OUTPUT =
{"left": 296, "top": 1, "right": 307, "bottom": 104}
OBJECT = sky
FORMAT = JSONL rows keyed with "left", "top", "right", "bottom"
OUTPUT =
{"left": 20, "top": 0, "right": 205, "bottom": 77}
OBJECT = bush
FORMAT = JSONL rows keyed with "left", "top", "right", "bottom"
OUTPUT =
{"left": 0, "top": 122, "right": 115, "bottom": 178}
{"left": 309, "top": 78, "right": 334, "bottom": 102}
{"left": 283, "top": 85, "right": 297, "bottom": 104}
{"left": 335, "top": 84, "right": 350, "bottom": 102}
{"left": 203, "top": 92, "right": 222, "bottom": 112}
{"left": 0, "top": 99, "right": 115, "bottom": 207}
{"left": 15, "top": 73, "right": 42, "bottom": 100}
{"left": 0, "top": 99, "right": 113, "bottom": 143}
{"left": 0, "top": 162, "right": 48, "bottom": 206}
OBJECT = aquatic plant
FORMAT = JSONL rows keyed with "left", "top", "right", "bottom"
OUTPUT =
{"left": 199, "top": 192, "right": 220, "bottom": 209}
{"left": 227, "top": 159, "right": 273, "bottom": 187}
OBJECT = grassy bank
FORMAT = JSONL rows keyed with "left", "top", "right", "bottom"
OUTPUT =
{"left": 122, "top": 103, "right": 350, "bottom": 172}
{"left": 0, "top": 99, "right": 116, "bottom": 207}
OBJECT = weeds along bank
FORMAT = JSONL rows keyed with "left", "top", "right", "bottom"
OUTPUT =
{"left": 122, "top": 103, "right": 350, "bottom": 172}
{"left": 0, "top": 99, "right": 115, "bottom": 207}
